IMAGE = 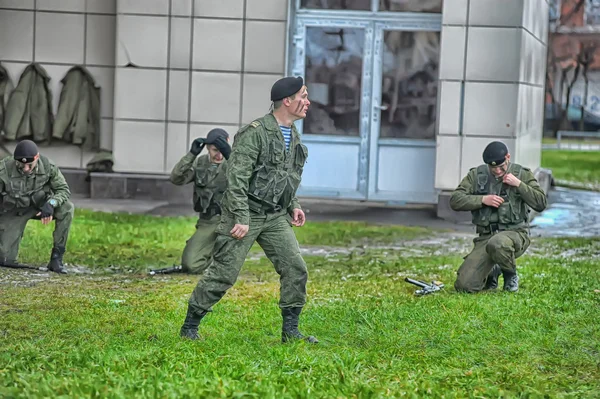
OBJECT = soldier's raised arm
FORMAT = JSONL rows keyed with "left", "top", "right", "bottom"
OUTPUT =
{"left": 516, "top": 168, "right": 547, "bottom": 212}
{"left": 169, "top": 152, "right": 197, "bottom": 186}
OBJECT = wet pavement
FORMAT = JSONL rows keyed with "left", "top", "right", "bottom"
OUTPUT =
{"left": 530, "top": 187, "right": 600, "bottom": 237}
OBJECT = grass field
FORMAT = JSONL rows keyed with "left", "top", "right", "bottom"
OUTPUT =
{"left": 1, "top": 210, "right": 599, "bottom": 398}
{"left": 541, "top": 149, "right": 600, "bottom": 191}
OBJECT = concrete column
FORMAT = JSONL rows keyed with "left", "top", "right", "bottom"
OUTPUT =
{"left": 435, "top": 0, "right": 549, "bottom": 222}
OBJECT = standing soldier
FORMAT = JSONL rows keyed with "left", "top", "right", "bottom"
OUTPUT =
{"left": 169, "top": 128, "right": 231, "bottom": 274}
{"left": 179, "top": 76, "right": 317, "bottom": 344}
{"left": 450, "top": 141, "right": 547, "bottom": 293}
{"left": 0, "top": 139, "right": 74, "bottom": 273}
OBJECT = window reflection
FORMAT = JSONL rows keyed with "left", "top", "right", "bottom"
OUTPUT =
{"left": 304, "top": 27, "right": 364, "bottom": 136}
{"left": 379, "top": 31, "right": 440, "bottom": 139}
{"left": 300, "top": 0, "right": 371, "bottom": 10}
{"left": 378, "top": 0, "right": 443, "bottom": 13}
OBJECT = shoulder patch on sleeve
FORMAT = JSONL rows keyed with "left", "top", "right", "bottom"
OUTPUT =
{"left": 237, "top": 120, "right": 261, "bottom": 136}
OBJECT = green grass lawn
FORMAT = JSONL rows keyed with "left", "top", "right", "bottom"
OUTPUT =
{"left": 1, "top": 211, "right": 599, "bottom": 397}
{"left": 541, "top": 149, "right": 600, "bottom": 190}
{"left": 14, "top": 209, "right": 432, "bottom": 270}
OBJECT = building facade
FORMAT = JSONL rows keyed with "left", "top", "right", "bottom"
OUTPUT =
{"left": 0, "top": 0, "right": 550, "bottom": 207}
{"left": 546, "top": 0, "right": 600, "bottom": 132}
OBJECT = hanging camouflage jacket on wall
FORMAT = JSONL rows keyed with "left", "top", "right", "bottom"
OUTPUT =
{"left": 0, "top": 64, "right": 14, "bottom": 139}
{"left": 2, "top": 63, "right": 53, "bottom": 143}
{"left": 52, "top": 66, "right": 101, "bottom": 151}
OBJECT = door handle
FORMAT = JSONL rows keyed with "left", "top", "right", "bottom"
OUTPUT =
{"left": 375, "top": 104, "right": 388, "bottom": 111}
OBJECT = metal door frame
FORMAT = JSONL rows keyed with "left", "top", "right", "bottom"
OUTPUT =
{"left": 287, "top": 0, "right": 443, "bottom": 201}
{"left": 368, "top": 20, "right": 442, "bottom": 202}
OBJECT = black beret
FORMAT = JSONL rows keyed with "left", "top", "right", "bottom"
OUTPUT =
{"left": 271, "top": 76, "right": 304, "bottom": 102}
{"left": 482, "top": 141, "right": 508, "bottom": 166}
{"left": 14, "top": 140, "right": 39, "bottom": 163}
{"left": 205, "top": 128, "right": 229, "bottom": 144}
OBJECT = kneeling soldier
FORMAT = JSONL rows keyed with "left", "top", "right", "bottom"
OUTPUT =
{"left": 169, "top": 128, "right": 231, "bottom": 274}
{"left": 0, "top": 140, "right": 74, "bottom": 273}
{"left": 450, "top": 141, "right": 547, "bottom": 292}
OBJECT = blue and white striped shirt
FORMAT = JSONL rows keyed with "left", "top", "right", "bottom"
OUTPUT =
{"left": 279, "top": 125, "right": 292, "bottom": 151}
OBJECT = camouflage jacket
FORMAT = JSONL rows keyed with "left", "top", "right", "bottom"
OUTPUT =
{"left": 450, "top": 162, "right": 547, "bottom": 228}
{"left": 222, "top": 113, "right": 308, "bottom": 225}
{"left": 170, "top": 152, "right": 228, "bottom": 217}
{"left": 0, "top": 155, "right": 71, "bottom": 211}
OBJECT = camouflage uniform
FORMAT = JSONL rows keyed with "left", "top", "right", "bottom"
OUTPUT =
{"left": 188, "top": 113, "right": 309, "bottom": 312}
{"left": 170, "top": 153, "right": 227, "bottom": 274}
{"left": 0, "top": 155, "right": 73, "bottom": 265}
{"left": 450, "top": 163, "right": 547, "bottom": 292}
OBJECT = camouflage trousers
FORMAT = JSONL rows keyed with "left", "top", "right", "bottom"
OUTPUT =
{"left": 0, "top": 200, "right": 74, "bottom": 262}
{"left": 454, "top": 229, "right": 530, "bottom": 293}
{"left": 188, "top": 210, "right": 308, "bottom": 314}
{"left": 181, "top": 215, "right": 220, "bottom": 274}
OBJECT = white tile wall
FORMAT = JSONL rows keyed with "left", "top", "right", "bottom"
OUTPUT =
{"left": 435, "top": 135, "right": 462, "bottom": 190}
{"left": 441, "top": 0, "right": 468, "bottom": 25}
{"left": 86, "top": 0, "right": 116, "bottom": 14}
{"left": 0, "top": 0, "right": 34, "bottom": 9}
{"left": 100, "top": 119, "right": 114, "bottom": 150}
{"left": 244, "top": 21, "right": 286, "bottom": 73}
{"left": 466, "top": 27, "right": 522, "bottom": 82}
{"left": 438, "top": 26, "right": 466, "bottom": 80}
{"left": 192, "top": 19, "right": 243, "bottom": 71}
{"left": 171, "top": 0, "right": 193, "bottom": 16}
{"left": 469, "top": 0, "right": 524, "bottom": 27}
{"left": 0, "top": 10, "right": 34, "bottom": 61}
{"left": 36, "top": 0, "right": 85, "bottom": 12}
{"left": 538, "top": 0, "right": 549, "bottom": 44}
{"left": 36, "top": 143, "right": 84, "bottom": 168}
{"left": 463, "top": 82, "right": 519, "bottom": 137}
{"left": 246, "top": 0, "right": 288, "bottom": 20}
{"left": 165, "top": 122, "right": 189, "bottom": 171}
{"left": 113, "top": 120, "right": 165, "bottom": 173}
{"left": 169, "top": 17, "right": 192, "bottom": 69}
{"left": 35, "top": 12, "right": 85, "bottom": 64}
{"left": 118, "top": 0, "right": 169, "bottom": 15}
{"left": 86, "top": 14, "right": 116, "bottom": 66}
{"left": 116, "top": 15, "right": 169, "bottom": 68}
{"left": 168, "top": 70, "right": 190, "bottom": 121}
{"left": 114, "top": 68, "right": 167, "bottom": 120}
{"left": 190, "top": 72, "right": 241, "bottom": 124}
{"left": 437, "top": 81, "right": 462, "bottom": 135}
{"left": 519, "top": 31, "right": 533, "bottom": 85}
{"left": 194, "top": 0, "right": 244, "bottom": 18}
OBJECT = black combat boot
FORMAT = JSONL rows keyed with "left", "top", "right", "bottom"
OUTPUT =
{"left": 484, "top": 264, "right": 501, "bottom": 290}
{"left": 179, "top": 305, "right": 207, "bottom": 340}
{"left": 282, "top": 307, "right": 318, "bottom": 344}
{"left": 503, "top": 271, "right": 519, "bottom": 292}
{"left": 47, "top": 247, "right": 67, "bottom": 274}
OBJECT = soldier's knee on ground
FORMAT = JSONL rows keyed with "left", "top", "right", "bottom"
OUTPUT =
{"left": 454, "top": 275, "right": 484, "bottom": 293}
